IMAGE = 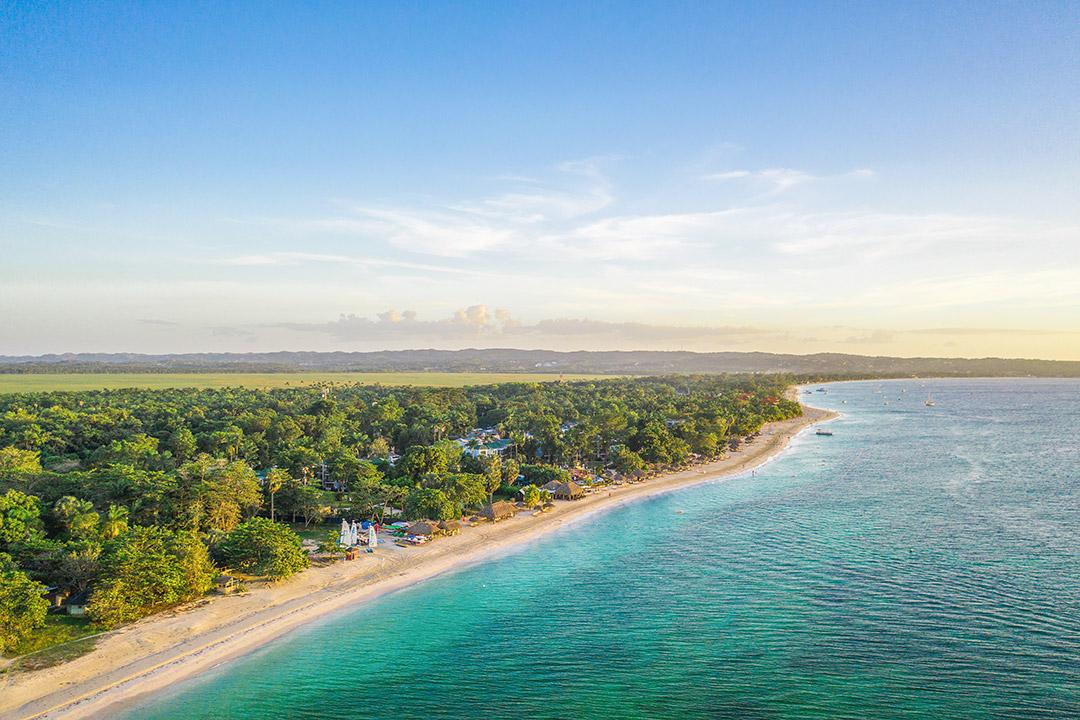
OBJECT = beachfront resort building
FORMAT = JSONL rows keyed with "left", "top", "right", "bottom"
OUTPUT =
{"left": 454, "top": 428, "right": 516, "bottom": 458}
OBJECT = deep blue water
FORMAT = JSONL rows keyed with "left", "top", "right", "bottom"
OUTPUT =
{"left": 127, "top": 379, "right": 1080, "bottom": 719}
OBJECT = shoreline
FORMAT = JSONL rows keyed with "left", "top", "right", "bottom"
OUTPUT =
{"left": 2, "top": 402, "right": 836, "bottom": 720}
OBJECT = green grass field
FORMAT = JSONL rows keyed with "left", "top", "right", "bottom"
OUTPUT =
{"left": 0, "top": 372, "right": 614, "bottom": 393}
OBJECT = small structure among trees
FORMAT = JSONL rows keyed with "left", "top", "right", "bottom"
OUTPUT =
{"left": 479, "top": 501, "right": 517, "bottom": 522}
{"left": 406, "top": 520, "right": 440, "bottom": 537}
{"left": 540, "top": 480, "right": 584, "bottom": 500}
{"left": 438, "top": 519, "right": 462, "bottom": 536}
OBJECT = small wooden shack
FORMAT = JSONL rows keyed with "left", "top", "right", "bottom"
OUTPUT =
{"left": 64, "top": 589, "right": 90, "bottom": 617}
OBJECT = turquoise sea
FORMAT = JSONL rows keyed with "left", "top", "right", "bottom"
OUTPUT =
{"left": 128, "top": 379, "right": 1080, "bottom": 719}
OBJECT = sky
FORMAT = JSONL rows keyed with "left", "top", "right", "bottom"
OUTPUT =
{"left": 2, "top": 1, "right": 1079, "bottom": 359}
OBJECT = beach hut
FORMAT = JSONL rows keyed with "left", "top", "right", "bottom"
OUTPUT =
{"left": 438, "top": 519, "right": 462, "bottom": 536}
{"left": 406, "top": 520, "right": 439, "bottom": 537}
{"left": 479, "top": 501, "right": 517, "bottom": 522}
{"left": 541, "top": 481, "right": 584, "bottom": 500}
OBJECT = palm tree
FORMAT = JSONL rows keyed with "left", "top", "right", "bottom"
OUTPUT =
{"left": 102, "top": 504, "right": 130, "bottom": 539}
{"left": 265, "top": 468, "right": 288, "bottom": 521}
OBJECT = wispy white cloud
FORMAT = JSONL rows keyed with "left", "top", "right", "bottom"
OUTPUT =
{"left": 216, "top": 251, "right": 485, "bottom": 276}
{"left": 703, "top": 166, "right": 875, "bottom": 196}
{"left": 538, "top": 209, "right": 739, "bottom": 260}
{"left": 159, "top": 154, "right": 1080, "bottom": 359}
{"left": 224, "top": 160, "right": 614, "bottom": 259}
{"left": 450, "top": 159, "right": 614, "bottom": 223}
{"left": 769, "top": 212, "right": 1078, "bottom": 259}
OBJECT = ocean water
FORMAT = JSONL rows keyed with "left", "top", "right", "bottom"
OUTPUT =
{"left": 127, "top": 379, "right": 1080, "bottom": 719}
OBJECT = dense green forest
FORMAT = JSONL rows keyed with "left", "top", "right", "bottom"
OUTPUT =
{"left": 0, "top": 375, "right": 799, "bottom": 653}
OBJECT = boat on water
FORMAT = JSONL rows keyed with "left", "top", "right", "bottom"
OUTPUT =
{"left": 925, "top": 392, "right": 935, "bottom": 407}
{"left": 815, "top": 429, "right": 834, "bottom": 436}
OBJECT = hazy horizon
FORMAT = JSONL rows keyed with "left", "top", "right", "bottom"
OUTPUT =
{"left": 3, "top": 2, "right": 1078, "bottom": 359}
{"left": 3, "top": 343, "right": 1078, "bottom": 365}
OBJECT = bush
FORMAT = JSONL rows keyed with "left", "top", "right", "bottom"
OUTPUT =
{"left": 0, "top": 552, "right": 49, "bottom": 653}
{"left": 214, "top": 518, "right": 308, "bottom": 580}
{"left": 87, "top": 527, "right": 216, "bottom": 629}
{"left": 519, "top": 464, "right": 569, "bottom": 486}
{"left": 404, "top": 488, "right": 459, "bottom": 521}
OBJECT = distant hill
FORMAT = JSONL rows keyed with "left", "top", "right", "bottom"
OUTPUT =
{"left": 0, "top": 349, "right": 1077, "bottom": 378}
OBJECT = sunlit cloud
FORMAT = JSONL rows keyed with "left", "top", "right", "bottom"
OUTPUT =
{"left": 216, "top": 251, "right": 485, "bottom": 276}
{"left": 277, "top": 305, "right": 780, "bottom": 350}
{"left": 7, "top": 152, "right": 1079, "bottom": 359}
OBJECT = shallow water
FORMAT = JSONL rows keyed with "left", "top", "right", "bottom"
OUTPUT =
{"left": 127, "top": 379, "right": 1080, "bottom": 719}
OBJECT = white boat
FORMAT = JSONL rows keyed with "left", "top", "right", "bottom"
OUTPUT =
{"left": 815, "top": 429, "right": 834, "bottom": 436}
{"left": 925, "top": 392, "right": 935, "bottom": 407}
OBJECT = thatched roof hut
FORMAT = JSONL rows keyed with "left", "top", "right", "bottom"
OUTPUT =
{"left": 438, "top": 519, "right": 462, "bottom": 536}
{"left": 479, "top": 501, "right": 517, "bottom": 522}
{"left": 541, "top": 480, "right": 584, "bottom": 500}
{"left": 406, "top": 520, "right": 439, "bottom": 536}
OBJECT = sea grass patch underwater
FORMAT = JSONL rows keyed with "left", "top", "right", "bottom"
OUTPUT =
{"left": 129, "top": 379, "right": 1080, "bottom": 720}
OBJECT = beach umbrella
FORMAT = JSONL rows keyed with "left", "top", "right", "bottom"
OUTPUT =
{"left": 368, "top": 524, "right": 378, "bottom": 547}
{"left": 339, "top": 519, "right": 350, "bottom": 547}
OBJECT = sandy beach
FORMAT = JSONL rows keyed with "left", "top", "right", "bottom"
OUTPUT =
{"left": 1, "top": 402, "right": 835, "bottom": 720}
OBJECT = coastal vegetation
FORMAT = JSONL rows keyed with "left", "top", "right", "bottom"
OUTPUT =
{"left": 0, "top": 375, "right": 799, "bottom": 657}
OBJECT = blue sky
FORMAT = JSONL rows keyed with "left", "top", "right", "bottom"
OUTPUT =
{"left": 2, "top": 1, "right": 1078, "bottom": 357}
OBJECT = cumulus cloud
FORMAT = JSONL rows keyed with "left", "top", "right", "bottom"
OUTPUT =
{"left": 263, "top": 304, "right": 1080, "bottom": 356}
{"left": 279, "top": 305, "right": 519, "bottom": 342}
{"left": 277, "top": 305, "right": 775, "bottom": 350}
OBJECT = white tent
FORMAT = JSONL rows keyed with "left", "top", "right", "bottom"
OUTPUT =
{"left": 367, "top": 524, "right": 378, "bottom": 547}
{"left": 339, "top": 519, "right": 350, "bottom": 547}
